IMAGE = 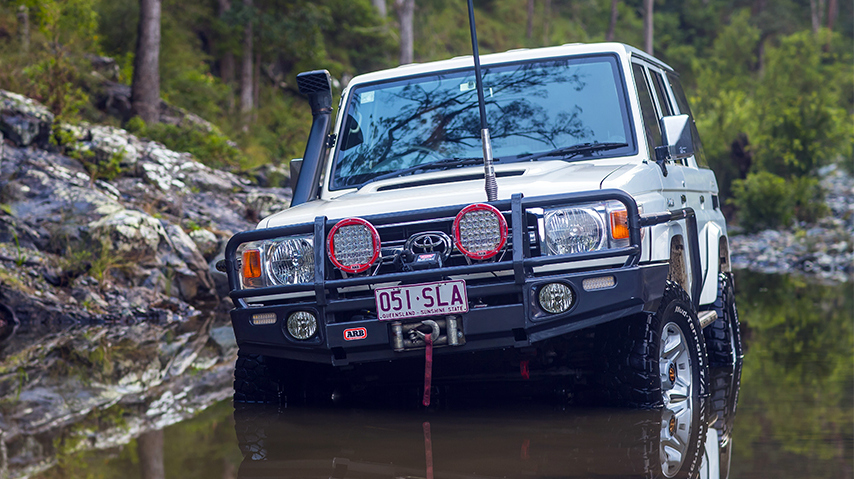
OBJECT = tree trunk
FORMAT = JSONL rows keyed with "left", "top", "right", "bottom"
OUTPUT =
{"left": 606, "top": 0, "right": 618, "bottom": 42}
{"left": 373, "top": 0, "right": 387, "bottom": 17}
{"left": 253, "top": 50, "right": 260, "bottom": 122}
{"left": 132, "top": 0, "right": 161, "bottom": 124}
{"left": 239, "top": 0, "right": 254, "bottom": 126}
{"left": 810, "top": 0, "right": 820, "bottom": 33}
{"left": 826, "top": 0, "right": 838, "bottom": 31}
{"left": 397, "top": 0, "right": 414, "bottom": 65}
{"left": 137, "top": 430, "right": 165, "bottom": 479}
{"left": 643, "top": 0, "right": 653, "bottom": 54}
{"left": 526, "top": 0, "right": 534, "bottom": 40}
{"left": 16, "top": 6, "right": 29, "bottom": 54}
{"left": 542, "top": 0, "right": 551, "bottom": 45}
{"left": 217, "top": 0, "right": 235, "bottom": 112}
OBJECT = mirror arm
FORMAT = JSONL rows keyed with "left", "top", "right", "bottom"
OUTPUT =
{"left": 654, "top": 145, "right": 669, "bottom": 177}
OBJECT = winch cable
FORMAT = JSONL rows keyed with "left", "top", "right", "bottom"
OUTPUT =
{"left": 423, "top": 421, "right": 434, "bottom": 479}
{"left": 422, "top": 333, "right": 434, "bottom": 407}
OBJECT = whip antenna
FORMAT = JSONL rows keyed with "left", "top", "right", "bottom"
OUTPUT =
{"left": 466, "top": 0, "right": 498, "bottom": 202}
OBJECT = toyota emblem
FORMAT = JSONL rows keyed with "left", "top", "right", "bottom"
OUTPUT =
{"left": 406, "top": 231, "right": 453, "bottom": 261}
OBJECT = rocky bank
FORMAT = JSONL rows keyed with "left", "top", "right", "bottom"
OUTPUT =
{"left": 0, "top": 89, "right": 290, "bottom": 478}
{"left": 729, "top": 164, "right": 854, "bottom": 283}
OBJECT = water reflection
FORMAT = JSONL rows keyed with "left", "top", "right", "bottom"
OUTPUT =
{"left": 232, "top": 362, "right": 741, "bottom": 479}
{"left": 14, "top": 271, "right": 851, "bottom": 478}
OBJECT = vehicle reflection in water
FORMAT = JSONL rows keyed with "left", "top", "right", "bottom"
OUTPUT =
{"left": 233, "top": 362, "right": 742, "bottom": 479}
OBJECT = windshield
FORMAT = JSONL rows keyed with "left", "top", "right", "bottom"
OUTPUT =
{"left": 331, "top": 54, "right": 635, "bottom": 190}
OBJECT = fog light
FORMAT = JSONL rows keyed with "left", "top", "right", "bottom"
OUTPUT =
{"left": 286, "top": 311, "right": 317, "bottom": 340}
{"left": 250, "top": 312, "right": 277, "bottom": 325}
{"left": 582, "top": 275, "right": 616, "bottom": 291}
{"left": 538, "top": 283, "right": 574, "bottom": 314}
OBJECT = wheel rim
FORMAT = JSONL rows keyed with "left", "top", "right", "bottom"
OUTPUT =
{"left": 659, "top": 321, "right": 694, "bottom": 478}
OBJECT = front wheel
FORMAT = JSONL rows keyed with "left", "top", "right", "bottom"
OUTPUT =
{"left": 603, "top": 281, "right": 709, "bottom": 409}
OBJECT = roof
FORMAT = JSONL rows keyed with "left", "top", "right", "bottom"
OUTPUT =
{"left": 346, "top": 42, "right": 674, "bottom": 87}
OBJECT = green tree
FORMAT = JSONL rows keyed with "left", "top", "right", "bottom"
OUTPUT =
{"left": 752, "top": 30, "right": 852, "bottom": 179}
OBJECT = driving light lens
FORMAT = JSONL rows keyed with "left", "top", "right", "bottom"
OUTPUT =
{"left": 453, "top": 203, "right": 508, "bottom": 260}
{"left": 544, "top": 207, "right": 604, "bottom": 255}
{"left": 267, "top": 236, "right": 314, "bottom": 285}
{"left": 327, "top": 218, "right": 381, "bottom": 273}
{"left": 538, "top": 283, "right": 574, "bottom": 314}
{"left": 286, "top": 311, "right": 317, "bottom": 340}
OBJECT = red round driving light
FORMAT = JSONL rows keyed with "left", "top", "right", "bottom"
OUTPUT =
{"left": 327, "top": 218, "right": 381, "bottom": 273}
{"left": 453, "top": 203, "right": 508, "bottom": 260}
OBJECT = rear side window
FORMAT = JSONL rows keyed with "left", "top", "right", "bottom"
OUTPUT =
{"left": 632, "top": 63, "right": 661, "bottom": 159}
{"left": 666, "top": 72, "right": 708, "bottom": 168}
{"left": 650, "top": 71, "right": 673, "bottom": 116}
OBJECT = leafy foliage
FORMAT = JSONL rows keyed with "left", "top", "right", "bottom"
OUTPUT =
{"left": 0, "top": 0, "right": 850, "bottom": 226}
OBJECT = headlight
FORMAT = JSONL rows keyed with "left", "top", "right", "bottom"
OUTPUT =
{"left": 237, "top": 235, "right": 314, "bottom": 289}
{"left": 543, "top": 206, "right": 604, "bottom": 255}
{"left": 542, "top": 201, "right": 633, "bottom": 256}
{"left": 267, "top": 236, "right": 314, "bottom": 284}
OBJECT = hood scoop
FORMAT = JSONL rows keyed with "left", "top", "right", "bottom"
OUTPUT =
{"left": 376, "top": 170, "right": 524, "bottom": 192}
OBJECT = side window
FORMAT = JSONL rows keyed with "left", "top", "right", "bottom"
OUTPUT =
{"left": 650, "top": 70, "right": 673, "bottom": 117}
{"left": 666, "top": 72, "right": 708, "bottom": 168}
{"left": 632, "top": 63, "right": 661, "bottom": 159}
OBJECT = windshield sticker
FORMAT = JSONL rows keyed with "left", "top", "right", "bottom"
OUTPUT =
{"left": 459, "top": 82, "right": 493, "bottom": 97}
{"left": 360, "top": 91, "right": 375, "bottom": 104}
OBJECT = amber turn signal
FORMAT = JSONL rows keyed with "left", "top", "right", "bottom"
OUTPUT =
{"left": 610, "top": 209, "right": 629, "bottom": 240}
{"left": 242, "top": 249, "right": 263, "bottom": 279}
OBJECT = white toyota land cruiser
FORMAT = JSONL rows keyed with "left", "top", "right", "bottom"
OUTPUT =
{"left": 222, "top": 42, "right": 743, "bottom": 415}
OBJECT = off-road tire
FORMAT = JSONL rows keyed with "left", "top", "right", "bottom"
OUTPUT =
{"left": 234, "top": 351, "right": 283, "bottom": 405}
{"left": 703, "top": 273, "right": 743, "bottom": 367}
{"left": 708, "top": 359, "right": 742, "bottom": 479}
{"left": 599, "top": 280, "right": 709, "bottom": 409}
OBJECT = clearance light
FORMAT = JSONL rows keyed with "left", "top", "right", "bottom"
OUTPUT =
{"left": 243, "top": 250, "right": 262, "bottom": 278}
{"left": 287, "top": 311, "right": 318, "bottom": 340}
{"left": 538, "top": 283, "right": 574, "bottom": 314}
{"left": 327, "top": 218, "right": 381, "bottom": 273}
{"left": 582, "top": 276, "right": 616, "bottom": 291}
{"left": 453, "top": 203, "right": 508, "bottom": 260}
{"left": 250, "top": 312, "right": 277, "bottom": 325}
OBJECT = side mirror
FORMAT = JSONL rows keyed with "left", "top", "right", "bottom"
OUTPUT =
{"left": 289, "top": 158, "right": 303, "bottom": 192}
{"left": 654, "top": 114, "right": 694, "bottom": 177}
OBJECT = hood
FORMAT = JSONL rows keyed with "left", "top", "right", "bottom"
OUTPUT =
{"left": 259, "top": 160, "right": 639, "bottom": 229}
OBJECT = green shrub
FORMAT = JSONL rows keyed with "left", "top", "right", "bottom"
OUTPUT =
{"left": 730, "top": 171, "right": 795, "bottom": 233}
{"left": 126, "top": 118, "right": 246, "bottom": 170}
{"left": 789, "top": 176, "right": 829, "bottom": 224}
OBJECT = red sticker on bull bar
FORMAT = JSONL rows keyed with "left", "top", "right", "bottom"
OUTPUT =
{"left": 344, "top": 327, "right": 368, "bottom": 341}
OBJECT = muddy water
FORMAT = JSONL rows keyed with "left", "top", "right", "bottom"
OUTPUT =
{"left": 7, "top": 271, "right": 852, "bottom": 479}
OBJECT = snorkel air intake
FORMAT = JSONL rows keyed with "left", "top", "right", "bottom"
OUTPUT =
{"left": 291, "top": 70, "right": 333, "bottom": 207}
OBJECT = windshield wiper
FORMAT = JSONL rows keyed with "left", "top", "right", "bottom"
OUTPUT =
{"left": 513, "top": 142, "right": 629, "bottom": 163}
{"left": 358, "top": 157, "right": 492, "bottom": 188}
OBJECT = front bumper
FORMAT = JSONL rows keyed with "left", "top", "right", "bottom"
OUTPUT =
{"left": 231, "top": 262, "right": 668, "bottom": 366}
{"left": 225, "top": 189, "right": 694, "bottom": 367}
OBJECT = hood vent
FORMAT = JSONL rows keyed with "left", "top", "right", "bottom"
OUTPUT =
{"left": 376, "top": 170, "right": 524, "bottom": 192}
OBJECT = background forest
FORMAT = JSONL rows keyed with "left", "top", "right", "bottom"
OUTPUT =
{"left": 0, "top": 0, "right": 851, "bottom": 229}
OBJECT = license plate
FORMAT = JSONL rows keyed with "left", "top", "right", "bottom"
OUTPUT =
{"left": 375, "top": 280, "right": 468, "bottom": 321}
